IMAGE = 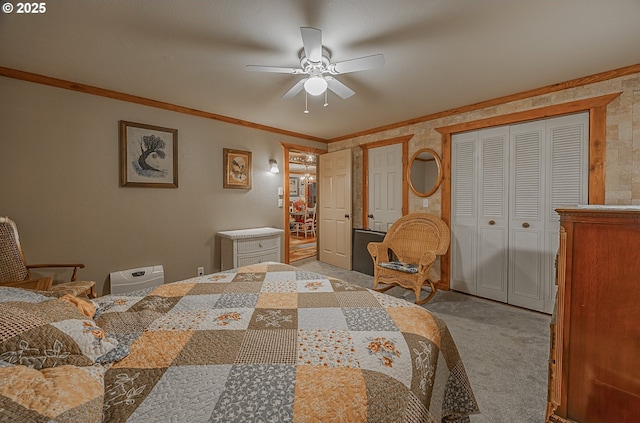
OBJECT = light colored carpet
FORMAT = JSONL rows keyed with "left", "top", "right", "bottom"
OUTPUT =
{"left": 291, "top": 258, "right": 551, "bottom": 423}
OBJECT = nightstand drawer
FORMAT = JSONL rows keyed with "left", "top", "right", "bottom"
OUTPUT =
{"left": 237, "top": 249, "right": 281, "bottom": 267}
{"left": 237, "top": 236, "right": 279, "bottom": 253}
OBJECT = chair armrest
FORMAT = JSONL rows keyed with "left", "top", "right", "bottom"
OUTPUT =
{"left": 417, "top": 251, "right": 437, "bottom": 274}
{"left": 0, "top": 277, "right": 53, "bottom": 291}
{"left": 367, "top": 242, "right": 391, "bottom": 263}
{"left": 27, "top": 263, "right": 85, "bottom": 281}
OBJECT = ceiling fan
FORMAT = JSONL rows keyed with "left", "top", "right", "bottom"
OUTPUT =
{"left": 247, "top": 27, "right": 385, "bottom": 103}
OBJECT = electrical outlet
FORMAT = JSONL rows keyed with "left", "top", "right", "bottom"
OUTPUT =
{"left": 197, "top": 267, "right": 204, "bottom": 276}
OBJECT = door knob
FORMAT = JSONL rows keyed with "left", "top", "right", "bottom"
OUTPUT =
{"left": 488, "top": 220, "right": 495, "bottom": 225}
{"left": 522, "top": 222, "right": 530, "bottom": 228}
{"left": 368, "top": 214, "right": 375, "bottom": 219}
{"left": 344, "top": 214, "right": 351, "bottom": 219}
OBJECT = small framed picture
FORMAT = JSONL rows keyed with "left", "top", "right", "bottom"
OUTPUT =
{"left": 119, "top": 120, "right": 178, "bottom": 188}
{"left": 289, "top": 177, "right": 299, "bottom": 196}
{"left": 223, "top": 148, "right": 252, "bottom": 189}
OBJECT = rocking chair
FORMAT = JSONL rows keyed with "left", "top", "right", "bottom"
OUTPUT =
{"left": 0, "top": 216, "right": 96, "bottom": 297}
{"left": 367, "top": 213, "right": 450, "bottom": 305}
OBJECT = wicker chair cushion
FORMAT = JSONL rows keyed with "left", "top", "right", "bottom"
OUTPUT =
{"left": 378, "top": 261, "right": 419, "bottom": 274}
{"left": 0, "top": 219, "right": 28, "bottom": 283}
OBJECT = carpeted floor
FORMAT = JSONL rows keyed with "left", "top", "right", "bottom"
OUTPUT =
{"left": 291, "top": 258, "right": 551, "bottom": 423}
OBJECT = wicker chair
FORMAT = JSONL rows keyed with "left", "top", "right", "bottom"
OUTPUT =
{"left": 367, "top": 213, "right": 450, "bottom": 305}
{"left": 0, "top": 216, "right": 96, "bottom": 297}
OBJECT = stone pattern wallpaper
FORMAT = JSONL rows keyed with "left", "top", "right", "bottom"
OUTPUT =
{"left": 329, "top": 72, "right": 640, "bottom": 230}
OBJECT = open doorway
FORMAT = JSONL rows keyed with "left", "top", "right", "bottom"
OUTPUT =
{"left": 281, "top": 143, "right": 325, "bottom": 264}
{"left": 289, "top": 151, "right": 317, "bottom": 262}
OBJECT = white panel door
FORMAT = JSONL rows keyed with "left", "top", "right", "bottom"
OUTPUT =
{"left": 476, "top": 126, "right": 509, "bottom": 302}
{"left": 451, "top": 132, "right": 478, "bottom": 294}
{"left": 319, "top": 149, "right": 352, "bottom": 269}
{"left": 508, "top": 120, "right": 546, "bottom": 311}
{"left": 368, "top": 143, "right": 403, "bottom": 231}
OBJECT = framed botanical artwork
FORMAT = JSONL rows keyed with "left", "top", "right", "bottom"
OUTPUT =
{"left": 119, "top": 120, "right": 178, "bottom": 188}
{"left": 289, "top": 176, "right": 299, "bottom": 196}
{"left": 223, "top": 148, "right": 252, "bottom": 189}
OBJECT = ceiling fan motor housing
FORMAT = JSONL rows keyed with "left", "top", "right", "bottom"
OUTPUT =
{"left": 299, "top": 47, "right": 333, "bottom": 74}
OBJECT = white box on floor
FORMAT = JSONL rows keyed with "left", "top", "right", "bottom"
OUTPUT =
{"left": 109, "top": 265, "right": 164, "bottom": 294}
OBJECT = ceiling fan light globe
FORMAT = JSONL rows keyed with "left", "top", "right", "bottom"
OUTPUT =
{"left": 304, "top": 77, "right": 328, "bottom": 96}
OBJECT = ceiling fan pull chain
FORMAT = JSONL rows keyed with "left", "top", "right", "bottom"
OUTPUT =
{"left": 324, "top": 90, "right": 328, "bottom": 107}
{"left": 304, "top": 90, "right": 309, "bottom": 114}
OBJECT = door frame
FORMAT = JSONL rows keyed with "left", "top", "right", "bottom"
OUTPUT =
{"left": 281, "top": 142, "right": 326, "bottom": 264}
{"left": 359, "top": 135, "right": 412, "bottom": 228}
{"left": 436, "top": 92, "right": 621, "bottom": 290}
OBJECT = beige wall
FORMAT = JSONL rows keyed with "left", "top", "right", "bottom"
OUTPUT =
{"left": 329, "top": 71, "right": 640, "bottom": 228}
{"left": 0, "top": 77, "right": 326, "bottom": 294}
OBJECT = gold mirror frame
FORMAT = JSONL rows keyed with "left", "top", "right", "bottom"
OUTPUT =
{"left": 408, "top": 148, "right": 443, "bottom": 197}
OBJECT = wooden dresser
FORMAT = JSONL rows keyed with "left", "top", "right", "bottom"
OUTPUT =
{"left": 547, "top": 206, "right": 640, "bottom": 423}
{"left": 218, "top": 227, "right": 284, "bottom": 271}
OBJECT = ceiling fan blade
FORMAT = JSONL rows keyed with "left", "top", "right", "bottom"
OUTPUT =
{"left": 326, "top": 77, "right": 355, "bottom": 99}
{"left": 300, "top": 27, "right": 323, "bottom": 63}
{"left": 246, "top": 65, "right": 301, "bottom": 74}
{"left": 330, "top": 54, "right": 385, "bottom": 74}
{"left": 282, "top": 79, "right": 307, "bottom": 99}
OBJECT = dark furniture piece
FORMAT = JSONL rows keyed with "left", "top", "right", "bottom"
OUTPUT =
{"left": 352, "top": 229, "right": 385, "bottom": 276}
{"left": 547, "top": 206, "right": 640, "bottom": 423}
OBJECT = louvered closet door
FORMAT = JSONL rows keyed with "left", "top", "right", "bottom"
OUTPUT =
{"left": 450, "top": 132, "right": 478, "bottom": 294}
{"left": 543, "top": 112, "right": 589, "bottom": 313}
{"left": 508, "top": 120, "right": 547, "bottom": 311}
{"left": 477, "top": 127, "right": 509, "bottom": 302}
{"left": 451, "top": 112, "right": 588, "bottom": 313}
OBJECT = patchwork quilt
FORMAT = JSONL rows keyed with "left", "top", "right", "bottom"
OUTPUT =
{"left": 92, "top": 262, "right": 479, "bottom": 423}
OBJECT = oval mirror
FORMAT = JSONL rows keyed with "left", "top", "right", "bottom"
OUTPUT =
{"left": 408, "top": 148, "right": 443, "bottom": 197}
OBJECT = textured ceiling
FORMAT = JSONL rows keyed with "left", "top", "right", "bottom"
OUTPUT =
{"left": 1, "top": 0, "right": 639, "bottom": 140}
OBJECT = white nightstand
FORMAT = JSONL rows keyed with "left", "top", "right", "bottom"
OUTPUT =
{"left": 218, "top": 227, "right": 284, "bottom": 270}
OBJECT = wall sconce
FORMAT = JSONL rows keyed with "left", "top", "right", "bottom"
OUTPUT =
{"left": 269, "top": 159, "right": 280, "bottom": 173}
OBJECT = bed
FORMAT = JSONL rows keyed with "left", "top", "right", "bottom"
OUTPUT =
{"left": 1, "top": 262, "right": 479, "bottom": 422}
